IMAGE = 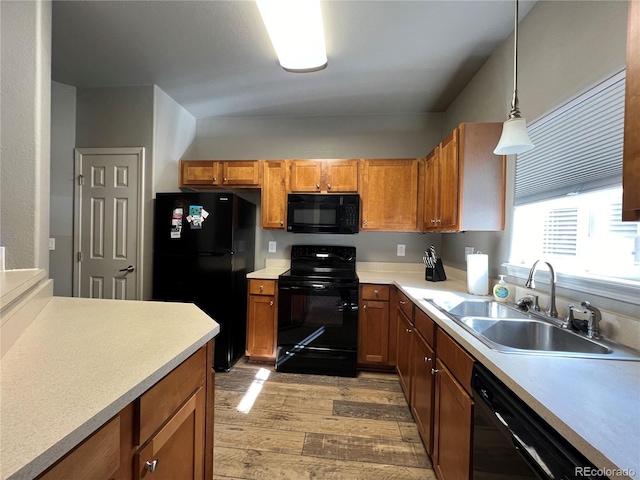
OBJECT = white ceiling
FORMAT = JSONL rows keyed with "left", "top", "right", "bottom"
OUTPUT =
{"left": 52, "top": 0, "right": 535, "bottom": 119}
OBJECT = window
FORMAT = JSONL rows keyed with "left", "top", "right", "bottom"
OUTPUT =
{"left": 509, "top": 71, "right": 640, "bottom": 289}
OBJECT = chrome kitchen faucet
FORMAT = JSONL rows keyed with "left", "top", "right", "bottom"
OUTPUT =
{"left": 525, "top": 260, "right": 558, "bottom": 318}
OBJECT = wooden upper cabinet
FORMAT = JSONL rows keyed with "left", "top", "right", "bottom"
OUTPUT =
{"left": 623, "top": 0, "right": 640, "bottom": 221}
{"left": 180, "top": 161, "right": 220, "bottom": 186}
{"left": 360, "top": 159, "right": 420, "bottom": 231}
{"left": 289, "top": 159, "right": 358, "bottom": 193}
{"left": 179, "top": 160, "right": 260, "bottom": 188}
{"left": 261, "top": 160, "right": 288, "bottom": 229}
{"left": 423, "top": 123, "right": 505, "bottom": 232}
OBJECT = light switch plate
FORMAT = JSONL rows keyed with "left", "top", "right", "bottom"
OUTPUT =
{"left": 397, "top": 244, "right": 406, "bottom": 256}
{"left": 268, "top": 241, "right": 277, "bottom": 253}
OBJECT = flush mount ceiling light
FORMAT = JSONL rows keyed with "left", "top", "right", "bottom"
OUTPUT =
{"left": 494, "top": 0, "right": 534, "bottom": 155}
{"left": 256, "top": 0, "right": 327, "bottom": 73}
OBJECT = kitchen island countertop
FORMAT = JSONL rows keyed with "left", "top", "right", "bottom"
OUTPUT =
{"left": 0, "top": 296, "right": 219, "bottom": 480}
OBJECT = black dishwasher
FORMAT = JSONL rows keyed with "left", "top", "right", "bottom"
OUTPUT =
{"left": 472, "top": 364, "right": 608, "bottom": 480}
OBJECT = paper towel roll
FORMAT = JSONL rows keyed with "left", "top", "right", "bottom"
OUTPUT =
{"left": 467, "top": 253, "right": 489, "bottom": 295}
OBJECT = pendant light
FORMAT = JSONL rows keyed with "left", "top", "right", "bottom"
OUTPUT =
{"left": 494, "top": 0, "right": 534, "bottom": 155}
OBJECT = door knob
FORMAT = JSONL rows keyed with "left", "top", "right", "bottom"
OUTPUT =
{"left": 119, "top": 265, "right": 135, "bottom": 273}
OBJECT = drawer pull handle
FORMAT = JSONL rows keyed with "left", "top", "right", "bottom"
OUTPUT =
{"left": 259, "top": 285, "right": 264, "bottom": 291}
{"left": 269, "top": 300, "right": 274, "bottom": 306}
{"left": 431, "top": 368, "right": 438, "bottom": 376}
{"left": 145, "top": 460, "right": 159, "bottom": 473}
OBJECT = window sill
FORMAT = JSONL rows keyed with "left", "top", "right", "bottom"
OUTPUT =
{"left": 502, "top": 263, "right": 640, "bottom": 307}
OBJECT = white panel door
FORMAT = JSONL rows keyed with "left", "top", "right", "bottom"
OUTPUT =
{"left": 73, "top": 148, "right": 144, "bottom": 299}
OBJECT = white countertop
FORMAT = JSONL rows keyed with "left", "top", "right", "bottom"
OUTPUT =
{"left": 0, "top": 297, "right": 219, "bottom": 480}
{"left": 249, "top": 264, "right": 640, "bottom": 479}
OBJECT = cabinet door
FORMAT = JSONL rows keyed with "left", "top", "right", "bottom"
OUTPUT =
{"left": 221, "top": 161, "right": 260, "bottom": 186}
{"left": 180, "top": 161, "right": 220, "bottom": 186}
{"left": 358, "top": 300, "right": 389, "bottom": 364}
{"left": 289, "top": 160, "right": 323, "bottom": 192}
{"left": 361, "top": 159, "right": 420, "bottom": 231}
{"left": 135, "top": 387, "right": 205, "bottom": 480}
{"left": 325, "top": 159, "right": 358, "bottom": 192}
{"left": 423, "top": 148, "right": 440, "bottom": 231}
{"left": 438, "top": 131, "right": 459, "bottom": 230}
{"left": 410, "top": 331, "right": 436, "bottom": 456}
{"left": 396, "top": 308, "right": 413, "bottom": 402}
{"left": 623, "top": 0, "right": 640, "bottom": 220}
{"left": 261, "top": 161, "right": 287, "bottom": 229}
{"left": 247, "top": 294, "right": 277, "bottom": 360}
{"left": 433, "top": 360, "right": 472, "bottom": 480}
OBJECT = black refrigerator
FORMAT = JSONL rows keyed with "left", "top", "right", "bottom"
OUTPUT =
{"left": 153, "top": 192, "right": 256, "bottom": 372}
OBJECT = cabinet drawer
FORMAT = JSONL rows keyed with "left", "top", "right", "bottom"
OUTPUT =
{"left": 415, "top": 308, "right": 436, "bottom": 347}
{"left": 361, "top": 284, "right": 390, "bottom": 301}
{"left": 39, "top": 416, "right": 120, "bottom": 480}
{"left": 397, "top": 290, "right": 414, "bottom": 321}
{"left": 249, "top": 279, "right": 276, "bottom": 295}
{"left": 136, "top": 346, "right": 206, "bottom": 445}
{"left": 436, "top": 329, "right": 474, "bottom": 395}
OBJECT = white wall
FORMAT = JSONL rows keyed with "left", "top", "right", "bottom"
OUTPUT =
{"left": 76, "top": 86, "right": 155, "bottom": 299}
{"left": 194, "top": 113, "right": 445, "bottom": 267}
{"left": 50, "top": 81, "right": 76, "bottom": 296}
{"left": 0, "top": 0, "right": 51, "bottom": 271}
{"left": 153, "top": 86, "right": 197, "bottom": 194}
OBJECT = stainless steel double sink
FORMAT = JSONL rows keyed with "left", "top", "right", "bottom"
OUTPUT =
{"left": 427, "top": 298, "right": 640, "bottom": 361}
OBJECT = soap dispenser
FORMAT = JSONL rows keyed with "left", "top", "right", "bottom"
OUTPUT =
{"left": 493, "top": 275, "right": 510, "bottom": 302}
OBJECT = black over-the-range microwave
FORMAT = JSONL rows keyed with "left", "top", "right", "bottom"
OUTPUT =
{"left": 286, "top": 193, "right": 360, "bottom": 234}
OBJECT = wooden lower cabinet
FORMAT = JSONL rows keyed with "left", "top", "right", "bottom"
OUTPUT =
{"left": 246, "top": 279, "right": 278, "bottom": 362}
{"left": 37, "top": 343, "right": 214, "bottom": 480}
{"left": 410, "top": 330, "right": 436, "bottom": 456}
{"left": 358, "top": 284, "right": 393, "bottom": 368}
{"left": 433, "top": 359, "right": 473, "bottom": 480}
{"left": 135, "top": 387, "right": 205, "bottom": 480}
{"left": 396, "top": 307, "right": 414, "bottom": 402}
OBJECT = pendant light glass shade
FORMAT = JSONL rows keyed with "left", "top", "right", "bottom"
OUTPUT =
{"left": 256, "top": 0, "right": 327, "bottom": 73}
{"left": 494, "top": 117, "right": 534, "bottom": 155}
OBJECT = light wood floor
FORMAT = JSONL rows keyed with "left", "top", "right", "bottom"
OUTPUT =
{"left": 213, "top": 358, "right": 437, "bottom": 480}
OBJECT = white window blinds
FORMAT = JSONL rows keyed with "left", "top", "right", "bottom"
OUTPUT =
{"left": 514, "top": 72, "right": 625, "bottom": 206}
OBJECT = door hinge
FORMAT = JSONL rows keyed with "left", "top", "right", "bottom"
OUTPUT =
{"left": 77, "top": 174, "right": 84, "bottom": 186}
{"left": 77, "top": 251, "right": 83, "bottom": 262}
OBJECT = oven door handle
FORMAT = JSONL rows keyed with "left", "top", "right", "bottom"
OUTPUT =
{"left": 279, "top": 284, "right": 327, "bottom": 290}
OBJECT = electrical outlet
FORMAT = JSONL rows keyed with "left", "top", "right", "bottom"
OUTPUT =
{"left": 397, "top": 244, "right": 406, "bottom": 256}
{"left": 49, "top": 238, "right": 56, "bottom": 251}
{"left": 268, "top": 241, "right": 276, "bottom": 253}
{"left": 465, "top": 246, "right": 474, "bottom": 260}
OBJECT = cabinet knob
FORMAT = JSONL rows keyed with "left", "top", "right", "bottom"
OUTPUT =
{"left": 259, "top": 285, "right": 264, "bottom": 291}
{"left": 145, "top": 460, "right": 159, "bottom": 473}
{"left": 223, "top": 177, "right": 228, "bottom": 182}
{"left": 431, "top": 368, "right": 438, "bottom": 376}
{"left": 269, "top": 300, "right": 274, "bottom": 306}
{"left": 316, "top": 183, "right": 320, "bottom": 189}
{"left": 327, "top": 184, "right": 332, "bottom": 189}
{"left": 406, "top": 328, "right": 412, "bottom": 333}
{"left": 374, "top": 289, "right": 379, "bottom": 295}
{"left": 363, "top": 304, "right": 367, "bottom": 309}
{"left": 362, "top": 221, "right": 367, "bottom": 226}
{"left": 399, "top": 300, "right": 406, "bottom": 305}
{"left": 424, "top": 356, "right": 431, "bottom": 363}
{"left": 280, "top": 220, "right": 284, "bottom": 226}
{"left": 213, "top": 177, "right": 217, "bottom": 182}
